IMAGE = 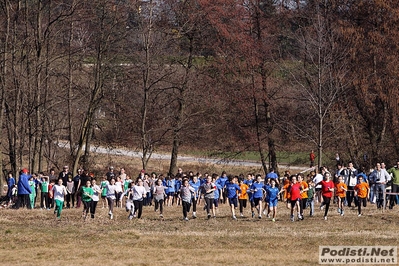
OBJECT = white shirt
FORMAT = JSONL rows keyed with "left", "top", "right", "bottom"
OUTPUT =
{"left": 92, "top": 184, "right": 101, "bottom": 201}
{"left": 115, "top": 181, "right": 123, "bottom": 193}
{"left": 106, "top": 184, "right": 117, "bottom": 199}
{"left": 313, "top": 174, "right": 323, "bottom": 188}
{"left": 373, "top": 169, "right": 391, "bottom": 184}
{"left": 53, "top": 184, "right": 67, "bottom": 201}
{"left": 132, "top": 185, "right": 146, "bottom": 201}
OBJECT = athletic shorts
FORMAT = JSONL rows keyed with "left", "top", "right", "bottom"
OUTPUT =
{"left": 253, "top": 197, "right": 262, "bottom": 207}
{"left": 268, "top": 198, "right": 278, "bottom": 207}
{"left": 213, "top": 198, "right": 219, "bottom": 208}
{"left": 249, "top": 199, "right": 255, "bottom": 208}
{"left": 290, "top": 198, "right": 300, "bottom": 208}
{"left": 228, "top": 198, "right": 238, "bottom": 208}
{"left": 167, "top": 192, "right": 175, "bottom": 197}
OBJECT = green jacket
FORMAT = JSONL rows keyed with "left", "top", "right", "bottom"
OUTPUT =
{"left": 388, "top": 167, "right": 399, "bottom": 185}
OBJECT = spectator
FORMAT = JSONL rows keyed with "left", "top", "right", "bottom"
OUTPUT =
{"left": 369, "top": 162, "right": 391, "bottom": 209}
{"left": 388, "top": 160, "right": 399, "bottom": 209}
{"left": 16, "top": 168, "right": 32, "bottom": 209}
{"left": 310, "top": 150, "right": 316, "bottom": 168}
{"left": 6, "top": 171, "right": 15, "bottom": 205}
{"left": 59, "top": 166, "right": 72, "bottom": 187}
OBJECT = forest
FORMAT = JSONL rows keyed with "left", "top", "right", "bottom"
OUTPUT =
{"left": 1, "top": 0, "right": 399, "bottom": 191}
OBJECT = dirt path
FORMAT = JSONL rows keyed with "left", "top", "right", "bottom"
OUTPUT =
{"left": 58, "top": 141, "right": 310, "bottom": 172}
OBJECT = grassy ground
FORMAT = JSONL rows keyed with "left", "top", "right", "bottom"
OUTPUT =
{"left": 1, "top": 200, "right": 398, "bottom": 266}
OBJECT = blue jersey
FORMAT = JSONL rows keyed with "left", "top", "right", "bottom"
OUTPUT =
{"left": 189, "top": 180, "right": 201, "bottom": 196}
{"left": 167, "top": 179, "right": 176, "bottom": 193}
{"left": 214, "top": 181, "right": 222, "bottom": 199}
{"left": 263, "top": 183, "right": 271, "bottom": 200}
{"left": 225, "top": 182, "right": 241, "bottom": 199}
{"left": 163, "top": 179, "right": 169, "bottom": 193}
{"left": 245, "top": 179, "right": 254, "bottom": 201}
{"left": 214, "top": 187, "right": 220, "bottom": 199}
{"left": 250, "top": 182, "right": 264, "bottom": 199}
{"left": 266, "top": 186, "right": 279, "bottom": 202}
{"left": 216, "top": 176, "right": 228, "bottom": 189}
{"left": 266, "top": 172, "right": 278, "bottom": 181}
{"left": 244, "top": 179, "right": 254, "bottom": 186}
{"left": 189, "top": 180, "right": 201, "bottom": 191}
{"left": 175, "top": 179, "right": 182, "bottom": 192}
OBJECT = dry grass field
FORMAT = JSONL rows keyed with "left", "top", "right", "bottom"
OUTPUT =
{"left": 1, "top": 155, "right": 398, "bottom": 265}
{"left": 1, "top": 199, "right": 399, "bottom": 266}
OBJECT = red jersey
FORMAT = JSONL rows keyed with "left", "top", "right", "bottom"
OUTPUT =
{"left": 321, "top": 180, "right": 334, "bottom": 198}
{"left": 290, "top": 183, "right": 302, "bottom": 201}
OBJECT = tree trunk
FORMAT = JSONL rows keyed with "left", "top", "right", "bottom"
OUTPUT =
{"left": 253, "top": 95, "right": 267, "bottom": 174}
{"left": 169, "top": 34, "right": 193, "bottom": 175}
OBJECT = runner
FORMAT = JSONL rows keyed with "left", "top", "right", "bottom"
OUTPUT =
{"left": 238, "top": 178, "right": 249, "bottom": 217}
{"left": 250, "top": 174, "right": 264, "bottom": 219}
{"left": 189, "top": 175, "right": 201, "bottom": 219}
{"left": 80, "top": 179, "right": 94, "bottom": 220}
{"left": 179, "top": 179, "right": 195, "bottom": 221}
{"left": 316, "top": 172, "right": 334, "bottom": 220}
{"left": 52, "top": 178, "right": 68, "bottom": 220}
{"left": 153, "top": 178, "right": 167, "bottom": 219}
{"left": 354, "top": 176, "right": 370, "bottom": 217}
{"left": 131, "top": 179, "right": 147, "bottom": 219}
{"left": 90, "top": 179, "right": 101, "bottom": 219}
{"left": 201, "top": 175, "right": 216, "bottom": 219}
{"left": 335, "top": 175, "right": 347, "bottom": 216}
{"left": 224, "top": 176, "right": 241, "bottom": 220}
{"left": 106, "top": 178, "right": 117, "bottom": 220}
{"left": 265, "top": 179, "right": 281, "bottom": 222}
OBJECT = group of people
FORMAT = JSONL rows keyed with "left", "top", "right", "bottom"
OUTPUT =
{"left": 286, "top": 159, "right": 399, "bottom": 221}
{"left": 4, "top": 166, "right": 103, "bottom": 220}
{"left": 4, "top": 159, "right": 399, "bottom": 222}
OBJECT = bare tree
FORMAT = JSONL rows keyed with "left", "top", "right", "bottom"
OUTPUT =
{"left": 71, "top": 1, "right": 128, "bottom": 174}
{"left": 286, "top": 1, "right": 350, "bottom": 169}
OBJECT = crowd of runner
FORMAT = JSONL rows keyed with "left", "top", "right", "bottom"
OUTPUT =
{"left": 3, "top": 160, "right": 399, "bottom": 221}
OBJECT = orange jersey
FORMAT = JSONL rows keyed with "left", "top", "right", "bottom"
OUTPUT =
{"left": 239, "top": 184, "right": 249, "bottom": 200}
{"left": 354, "top": 182, "right": 369, "bottom": 198}
{"left": 300, "top": 181, "right": 308, "bottom": 199}
{"left": 283, "top": 183, "right": 291, "bottom": 200}
{"left": 335, "top": 182, "right": 347, "bottom": 198}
